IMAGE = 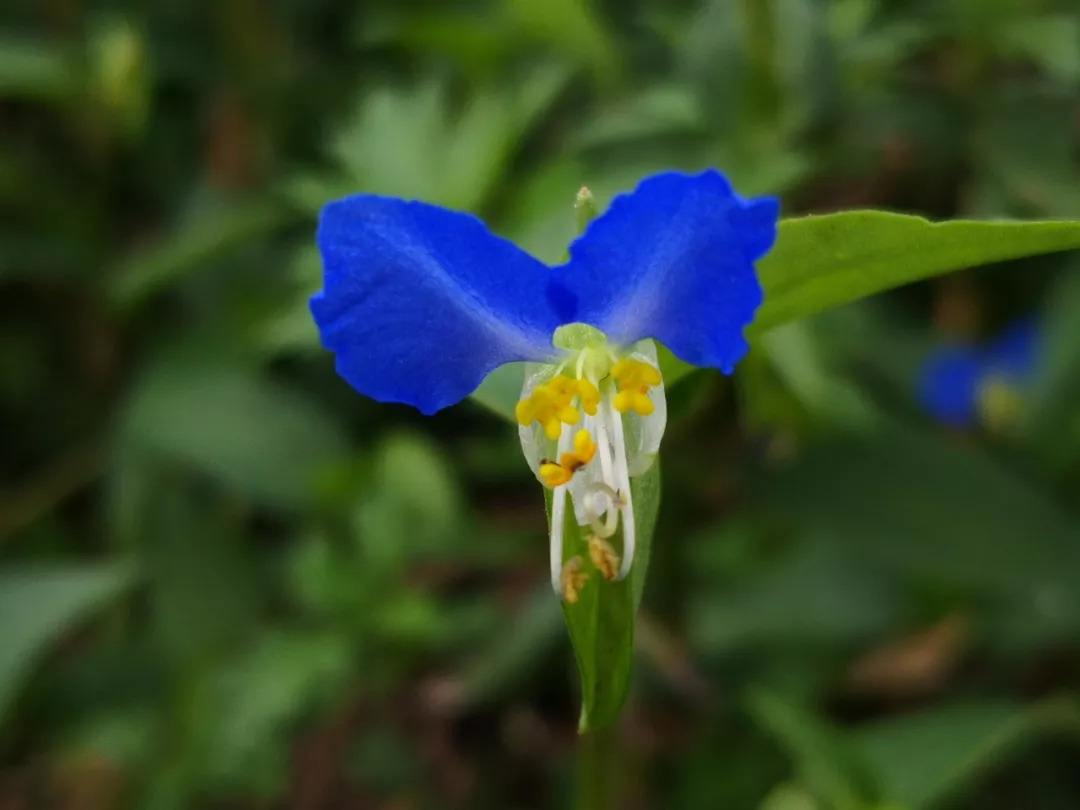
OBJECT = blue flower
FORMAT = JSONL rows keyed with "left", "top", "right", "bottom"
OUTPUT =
{"left": 919, "top": 319, "right": 1040, "bottom": 429}
{"left": 919, "top": 347, "right": 983, "bottom": 427}
{"left": 312, "top": 169, "right": 778, "bottom": 597}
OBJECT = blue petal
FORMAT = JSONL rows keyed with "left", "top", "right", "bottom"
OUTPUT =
{"left": 312, "top": 195, "right": 559, "bottom": 414}
{"left": 984, "top": 318, "right": 1039, "bottom": 382}
{"left": 549, "top": 170, "right": 778, "bottom": 372}
{"left": 918, "top": 347, "right": 981, "bottom": 427}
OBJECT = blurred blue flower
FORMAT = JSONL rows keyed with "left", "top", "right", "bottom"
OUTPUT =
{"left": 919, "top": 346, "right": 983, "bottom": 427}
{"left": 312, "top": 169, "right": 778, "bottom": 596}
{"left": 919, "top": 319, "right": 1040, "bottom": 429}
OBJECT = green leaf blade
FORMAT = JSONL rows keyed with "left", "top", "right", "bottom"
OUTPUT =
{"left": 0, "top": 563, "right": 135, "bottom": 723}
{"left": 559, "top": 461, "right": 661, "bottom": 732}
{"left": 755, "top": 211, "right": 1080, "bottom": 332}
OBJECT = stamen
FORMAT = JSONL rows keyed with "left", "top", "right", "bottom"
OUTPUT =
{"left": 577, "top": 378, "right": 600, "bottom": 416}
{"left": 604, "top": 391, "right": 636, "bottom": 581}
{"left": 549, "top": 423, "right": 573, "bottom": 594}
{"left": 612, "top": 358, "right": 661, "bottom": 415}
{"left": 539, "top": 462, "right": 572, "bottom": 488}
{"left": 538, "top": 429, "right": 598, "bottom": 489}
{"left": 560, "top": 556, "right": 590, "bottom": 604}
{"left": 587, "top": 535, "right": 620, "bottom": 582}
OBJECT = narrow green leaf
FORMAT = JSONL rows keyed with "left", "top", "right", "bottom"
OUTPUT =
{"left": 755, "top": 211, "right": 1080, "bottom": 332}
{"left": 746, "top": 689, "right": 876, "bottom": 810}
{"left": 0, "top": 36, "right": 76, "bottom": 101}
{"left": 108, "top": 200, "right": 289, "bottom": 312}
{"left": 559, "top": 461, "right": 660, "bottom": 732}
{"left": 123, "top": 358, "right": 347, "bottom": 508}
{"left": 853, "top": 698, "right": 1080, "bottom": 810}
{"left": 0, "top": 562, "right": 134, "bottom": 723}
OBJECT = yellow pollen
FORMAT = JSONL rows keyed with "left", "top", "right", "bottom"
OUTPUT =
{"left": 561, "top": 556, "right": 589, "bottom": 604}
{"left": 571, "top": 429, "right": 596, "bottom": 464}
{"left": 612, "top": 359, "right": 661, "bottom": 415}
{"left": 540, "top": 462, "right": 573, "bottom": 487}
{"left": 516, "top": 374, "right": 595, "bottom": 435}
{"left": 587, "top": 535, "right": 620, "bottom": 582}
{"left": 539, "top": 429, "right": 597, "bottom": 488}
{"left": 577, "top": 378, "right": 600, "bottom": 415}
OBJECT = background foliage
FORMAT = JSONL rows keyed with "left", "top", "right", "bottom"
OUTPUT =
{"left": 3, "top": 0, "right": 1080, "bottom": 807}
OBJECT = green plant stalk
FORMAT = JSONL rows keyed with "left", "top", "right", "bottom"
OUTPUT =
{"left": 577, "top": 726, "right": 619, "bottom": 810}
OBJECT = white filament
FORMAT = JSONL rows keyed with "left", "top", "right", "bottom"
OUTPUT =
{"left": 549, "top": 423, "right": 573, "bottom": 594}
{"left": 604, "top": 391, "right": 636, "bottom": 580}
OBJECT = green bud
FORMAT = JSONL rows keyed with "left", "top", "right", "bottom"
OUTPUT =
{"left": 575, "top": 186, "right": 598, "bottom": 235}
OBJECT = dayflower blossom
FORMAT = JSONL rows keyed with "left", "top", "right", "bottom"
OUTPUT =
{"left": 311, "top": 170, "right": 778, "bottom": 600}
{"left": 919, "top": 319, "right": 1039, "bottom": 430}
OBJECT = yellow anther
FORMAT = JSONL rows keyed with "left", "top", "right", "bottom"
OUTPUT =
{"left": 571, "top": 429, "right": 596, "bottom": 464}
{"left": 611, "top": 358, "right": 660, "bottom": 415}
{"left": 514, "top": 399, "right": 535, "bottom": 427}
{"left": 577, "top": 378, "right": 600, "bottom": 415}
{"left": 556, "top": 405, "right": 581, "bottom": 425}
{"left": 587, "top": 535, "right": 620, "bottom": 582}
{"left": 612, "top": 358, "right": 661, "bottom": 389}
{"left": 540, "top": 429, "right": 597, "bottom": 489}
{"left": 516, "top": 374, "right": 599, "bottom": 437}
{"left": 543, "top": 418, "right": 562, "bottom": 441}
{"left": 540, "top": 462, "right": 573, "bottom": 487}
{"left": 560, "top": 556, "right": 590, "bottom": 604}
{"left": 548, "top": 374, "right": 577, "bottom": 397}
{"left": 614, "top": 388, "right": 654, "bottom": 416}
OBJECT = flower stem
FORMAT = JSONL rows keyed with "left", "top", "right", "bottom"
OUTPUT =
{"left": 576, "top": 727, "right": 618, "bottom": 810}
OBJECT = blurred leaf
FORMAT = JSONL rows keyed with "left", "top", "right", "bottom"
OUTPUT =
{"left": 0, "top": 35, "right": 75, "bottom": 100}
{"left": 190, "top": 630, "right": 352, "bottom": 798}
{"left": 144, "top": 485, "right": 260, "bottom": 663}
{"left": 1024, "top": 262, "right": 1080, "bottom": 460}
{"left": 690, "top": 537, "right": 903, "bottom": 654}
{"left": 0, "top": 562, "right": 133, "bottom": 723}
{"left": 1000, "top": 15, "right": 1080, "bottom": 85}
{"left": 502, "top": 0, "right": 617, "bottom": 82}
{"left": 853, "top": 698, "right": 1080, "bottom": 809}
{"left": 458, "top": 584, "right": 563, "bottom": 708}
{"left": 569, "top": 85, "right": 703, "bottom": 150}
{"left": 764, "top": 427, "right": 1080, "bottom": 600}
{"left": 357, "top": 432, "right": 465, "bottom": 562}
{"left": 759, "top": 783, "right": 821, "bottom": 810}
{"left": 561, "top": 461, "right": 660, "bottom": 731}
{"left": 123, "top": 358, "right": 347, "bottom": 508}
{"left": 755, "top": 212, "right": 1080, "bottom": 332}
{"left": 747, "top": 689, "right": 876, "bottom": 810}
{"left": 332, "top": 65, "right": 568, "bottom": 212}
{"left": 108, "top": 199, "right": 290, "bottom": 311}
{"left": 470, "top": 362, "right": 524, "bottom": 421}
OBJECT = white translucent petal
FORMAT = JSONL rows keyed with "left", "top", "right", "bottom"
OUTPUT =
{"left": 621, "top": 339, "right": 667, "bottom": 477}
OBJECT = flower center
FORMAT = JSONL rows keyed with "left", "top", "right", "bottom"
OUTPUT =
{"left": 514, "top": 325, "right": 665, "bottom": 599}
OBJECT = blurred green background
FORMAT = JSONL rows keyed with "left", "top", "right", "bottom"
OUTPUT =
{"left": 3, "top": 1, "right": 1080, "bottom": 808}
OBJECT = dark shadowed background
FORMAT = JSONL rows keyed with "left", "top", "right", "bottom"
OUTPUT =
{"left": 3, "top": 1, "right": 1080, "bottom": 808}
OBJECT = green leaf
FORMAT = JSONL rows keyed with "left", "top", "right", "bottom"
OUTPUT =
{"left": 0, "top": 562, "right": 134, "bottom": 723}
{"left": 746, "top": 689, "right": 875, "bottom": 810}
{"left": 559, "top": 460, "right": 660, "bottom": 732}
{"left": 853, "top": 698, "right": 1080, "bottom": 810}
{"left": 108, "top": 199, "right": 289, "bottom": 312}
{"left": 754, "top": 212, "right": 1080, "bottom": 332}
{"left": 0, "top": 36, "right": 76, "bottom": 101}
{"left": 469, "top": 362, "right": 524, "bottom": 421}
{"left": 122, "top": 357, "right": 347, "bottom": 509}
